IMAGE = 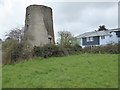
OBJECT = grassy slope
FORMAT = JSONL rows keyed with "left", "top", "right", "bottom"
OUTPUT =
{"left": 2, "top": 54, "right": 118, "bottom": 88}
{"left": 0, "top": 65, "right": 2, "bottom": 89}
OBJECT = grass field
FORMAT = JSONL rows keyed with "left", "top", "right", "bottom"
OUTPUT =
{"left": 2, "top": 54, "right": 118, "bottom": 88}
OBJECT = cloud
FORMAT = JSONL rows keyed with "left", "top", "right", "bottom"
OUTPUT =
{"left": 79, "top": 3, "right": 118, "bottom": 27}
{"left": 0, "top": 1, "right": 118, "bottom": 41}
{"left": 51, "top": 2, "right": 118, "bottom": 39}
{"left": 0, "top": 0, "right": 43, "bottom": 39}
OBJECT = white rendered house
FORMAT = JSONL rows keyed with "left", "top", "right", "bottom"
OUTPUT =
{"left": 76, "top": 28, "right": 120, "bottom": 48}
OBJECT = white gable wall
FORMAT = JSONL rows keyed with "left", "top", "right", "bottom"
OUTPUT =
{"left": 100, "top": 32, "right": 118, "bottom": 45}
{"left": 110, "top": 32, "right": 119, "bottom": 44}
{"left": 100, "top": 35, "right": 111, "bottom": 45}
{"left": 80, "top": 38, "right": 83, "bottom": 47}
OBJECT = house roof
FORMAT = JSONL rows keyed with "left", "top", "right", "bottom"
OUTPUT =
{"left": 76, "top": 28, "right": 120, "bottom": 38}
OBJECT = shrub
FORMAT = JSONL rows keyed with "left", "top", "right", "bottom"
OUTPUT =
{"left": 2, "top": 39, "right": 33, "bottom": 64}
{"left": 63, "top": 44, "right": 82, "bottom": 53}
{"left": 10, "top": 43, "right": 23, "bottom": 62}
{"left": 82, "top": 46, "right": 92, "bottom": 53}
{"left": 32, "top": 44, "right": 82, "bottom": 58}
{"left": 82, "top": 44, "right": 119, "bottom": 54}
{"left": 2, "top": 40, "right": 19, "bottom": 64}
{"left": 32, "top": 44, "right": 69, "bottom": 58}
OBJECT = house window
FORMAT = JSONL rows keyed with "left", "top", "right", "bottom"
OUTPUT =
{"left": 116, "top": 31, "right": 120, "bottom": 37}
{"left": 101, "top": 36, "right": 105, "bottom": 39}
{"left": 109, "top": 35, "right": 112, "bottom": 38}
{"left": 86, "top": 37, "right": 93, "bottom": 42}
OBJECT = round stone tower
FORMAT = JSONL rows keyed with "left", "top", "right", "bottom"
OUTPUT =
{"left": 24, "top": 5, "right": 55, "bottom": 48}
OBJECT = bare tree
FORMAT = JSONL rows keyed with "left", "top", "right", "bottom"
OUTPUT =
{"left": 58, "top": 31, "right": 74, "bottom": 46}
{"left": 5, "top": 27, "right": 24, "bottom": 43}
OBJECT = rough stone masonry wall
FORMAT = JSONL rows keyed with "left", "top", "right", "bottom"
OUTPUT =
{"left": 24, "top": 5, "right": 55, "bottom": 48}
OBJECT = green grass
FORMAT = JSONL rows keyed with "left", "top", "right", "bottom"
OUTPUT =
{"left": 2, "top": 54, "right": 118, "bottom": 88}
{"left": 0, "top": 65, "right": 2, "bottom": 89}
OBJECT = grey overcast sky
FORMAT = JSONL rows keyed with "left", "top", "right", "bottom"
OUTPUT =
{"left": 0, "top": 0, "right": 118, "bottom": 41}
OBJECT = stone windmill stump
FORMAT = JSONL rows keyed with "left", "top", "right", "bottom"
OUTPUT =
{"left": 24, "top": 5, "right": 55, "bottom": 48}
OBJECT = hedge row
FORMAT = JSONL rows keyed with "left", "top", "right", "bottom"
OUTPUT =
{"left": 82, "top": 44, "right": 119, "bottom": 54}
{"left": 32, "top": 44, "right": 82, "bottom": 58}
{"left": 2, "top": 42, "right": 119, "bottom": 64}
